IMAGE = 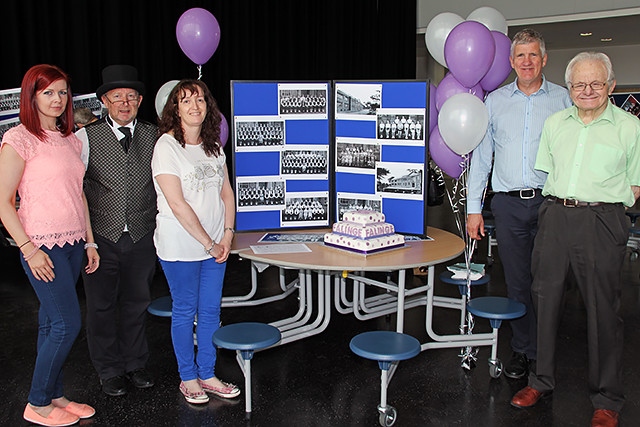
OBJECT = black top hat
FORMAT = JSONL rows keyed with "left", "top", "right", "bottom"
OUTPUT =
{"left": 96, "top": 65, "right": 145, "bottom": 99}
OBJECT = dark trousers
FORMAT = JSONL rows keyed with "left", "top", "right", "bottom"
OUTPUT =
{"left": 82, "top": 231, "right": 156, "bottom": 380}
{"left": 529, "top": 199, "right": 626, "bottom": 412}
{"left": 491, "top": 192, "right": 543, "bottom": 360}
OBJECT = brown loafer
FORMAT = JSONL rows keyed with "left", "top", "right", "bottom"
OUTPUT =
{"left": 510, "top": 386, "right": 551, "bottom": 408}
{"left": 591, "top": 409, "right": 619, "bottom": 427}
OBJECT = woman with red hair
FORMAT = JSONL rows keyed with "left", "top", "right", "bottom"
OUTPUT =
{"left": 0, "top": 64, "right": 100, "bottom": 427}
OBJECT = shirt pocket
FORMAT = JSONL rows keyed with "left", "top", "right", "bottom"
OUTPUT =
{"left": 588, "top": 143, "right": 625, "bottom": 182}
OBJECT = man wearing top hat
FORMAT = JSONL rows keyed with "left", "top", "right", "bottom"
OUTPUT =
{"left": 77, "top": 65, "right": 158, "bottom": 396}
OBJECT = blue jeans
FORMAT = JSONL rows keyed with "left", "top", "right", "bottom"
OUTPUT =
{"left": 21, "top": 242, "right": 84, "bottom": 406}
{"left": 159, "top": 258, "right": 226, "bottom": 381}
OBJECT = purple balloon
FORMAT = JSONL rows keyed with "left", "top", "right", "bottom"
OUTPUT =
{"left": 176, "top": 8, "right": 221, "bottom": 65}
{"left": 219, "top": 113, "right": 229, "bottom": 147}
{"left": 429, "top": 126, "right": 465, "bottom": 179}
{"left": 429, "top": 83, "right": 438, "bottom": 134}
{"left": 444, "top": 21, "right": 496, "bottom": 88}
{"left": 480, "top": 31, "right": 513, "bottom": 92}
{"left": 435, "top": 72, "right": 484, "bottom": 111}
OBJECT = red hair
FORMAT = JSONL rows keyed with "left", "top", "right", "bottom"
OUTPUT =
{"left": 19, "top": 64, "right": 74, "bottom": 141}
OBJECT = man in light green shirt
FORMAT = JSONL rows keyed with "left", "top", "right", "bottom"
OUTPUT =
{"left": 511, "top": 52, "right": 640, "bottom": 427}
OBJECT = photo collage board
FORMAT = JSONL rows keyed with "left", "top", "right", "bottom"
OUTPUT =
{"left": 231, "top": 80, "right": 429, "bottom": 237}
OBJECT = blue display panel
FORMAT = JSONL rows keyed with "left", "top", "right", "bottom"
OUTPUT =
{"left": 231, "top": 81, "right": 332, "bottom": 232}
{"left": 334, "top": 81, "right": 429, "bottom": 236}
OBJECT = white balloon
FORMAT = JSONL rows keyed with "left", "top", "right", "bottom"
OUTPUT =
{"left": 467, "top": 7, "right": 508, "bottom": 35}
{"left": 155, "top": 80, "right": 180, "bottom": 118}
{"left": 425, "top": 12, "right": 464, "bottom": 68}
{"left": 437, "top": 93, "right": 489, "bottom": 155}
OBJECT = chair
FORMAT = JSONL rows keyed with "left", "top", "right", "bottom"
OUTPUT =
{"left": 213, "top": 322, "right": 281, "bottom": 417}
{"left": 483, "top": 220, "right": 497, "bottom": 265}
{"left": 147, "top": 295, "right": 172, "bottom": 317}
{"left": 626, "top": 211, "right": 640, "bottom": 261}
{"left": 349, "top": 331, "right": 421, "bottom": 427}
{"left": 439, "top": 270, "right": 490, "bottom": 335}
{"left": 466, "top": 296, "right": 526, "bottom": 378}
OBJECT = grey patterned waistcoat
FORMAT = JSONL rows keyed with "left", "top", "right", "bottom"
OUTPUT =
{"left": 83, "top": 119, "right": 158, "bottom": 243}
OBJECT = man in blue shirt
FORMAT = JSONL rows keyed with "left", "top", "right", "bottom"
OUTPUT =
{"left": 466, "top": 29, "right": 572, "bottom": 379}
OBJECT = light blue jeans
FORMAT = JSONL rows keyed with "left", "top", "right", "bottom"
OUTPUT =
{"left": 21, "top": 242, "right": 84, "bottom": 406}
{"left": 159, "top": 258, "right": 226, "bottom": 381}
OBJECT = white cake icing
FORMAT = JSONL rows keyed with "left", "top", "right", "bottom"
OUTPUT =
{"left": 342, "top": 209, "right": 385, "bottom": 225}
{"left": 324, "top": 210, "right": 404, "bottom": 254}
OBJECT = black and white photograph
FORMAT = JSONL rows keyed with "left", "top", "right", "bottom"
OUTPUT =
{"left": 281, "top": 193, "right": 329, "bottom": 226}
{"left": 621, "top": 94, "right": 640, "bottom": 117}
{"left": 234, "top": 118, "right": 285, "bottom": 149}
{"left": 278, "top": 83, "right": 328, "bottom": 118}
{"left": 281, "top": 147, "right": 328, "bottom": 176}
{"left": 376, "top": 161, "right": 424, "bottom": 199}
{"left": 335, "top": 83, "right": 381, "bottom": 119}
{"left": 236, "top": 178, "right": 285, "bottom": 210}
{"left": 73, "top": 93, "right": 104, "bottom": 118}
{"left": 336, "top": 195, "right": 382, "bottom": 220}
{"left": 0, "top": 87, "right": 21, "bottom": 117}
{"left": 336, "top": 137, "right": 380, "bottom": 170}
{"left": 0, "top": 116, "right": 20, "bottom": 140}
{"left": 377, "top": 108, "right": 425, "bottom": 143}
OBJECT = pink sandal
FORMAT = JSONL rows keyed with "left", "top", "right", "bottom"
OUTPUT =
{"left": 198, "top": 379, "right": 241, "bottom": 399}
{"left": 179, "top": 381, "right": 209, "bottom": 404}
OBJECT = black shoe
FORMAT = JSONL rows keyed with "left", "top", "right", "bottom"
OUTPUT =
{"left": 101, "top": 375, "right": 127, "bottom": 396}
{"left": 504, "top": 352, "right": 528, "bottom": 379}
{"left": 127, "top": 369, "right": 155, "bottom": 389}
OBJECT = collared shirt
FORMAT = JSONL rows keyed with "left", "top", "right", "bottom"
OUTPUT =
{"left": 536, "top": 102, "right": 640, "bottom": 207}
{"left": 467, "top": 77, "right": 572, "bottom": 213}
{"left": 77, "top": 116, "right": 136, "bottom": 167}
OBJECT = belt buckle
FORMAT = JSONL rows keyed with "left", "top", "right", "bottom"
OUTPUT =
{"left": 520, "top": 189, "right": 535, "bottom": 200}
{"left": 563, "top": 198, "right": 578, "bottom": 207}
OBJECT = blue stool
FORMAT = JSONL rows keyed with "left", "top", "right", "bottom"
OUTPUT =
{"left": 147, "top": 295, "right": 172, "bottom": 317}
{"left": 483, "top": 221, "right": 497, "bottom": 265}
{"left": 213, "top": 322, "right": 281, "bottom": 417}
{"left": 466, "top": 296, "right": 526, "bottom": 378}
{"left": 350, "top": 331, "right": 421, "bottom": 427}
{"left": 626, "top": 211, "right": 640, "bottom": 261}
{"left": 439, "top": 271, "right": 490, "bottom": 335}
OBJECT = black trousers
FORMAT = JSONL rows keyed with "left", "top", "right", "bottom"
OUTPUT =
{"left": 529, "top": 199, "right": 627, "bottom": 412}
{"left": 491, "top": 192, "right": 543, "bottom": 360}
{"left": 82, "top": 231, "right": 157, "bottom": 380}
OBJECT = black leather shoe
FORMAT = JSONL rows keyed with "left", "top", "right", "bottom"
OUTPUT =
{"left": 127, "top": 369, "right": 155, "bottom": 389}
{"left": 101, "top": 375, "right": 127, "bottom": 396}
{"left": 504, "top": 352, "right": 528, "bottom": 379}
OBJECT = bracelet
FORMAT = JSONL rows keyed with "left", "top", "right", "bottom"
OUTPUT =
{"left": 205, "top": 241, "right": 215, "bottom": 255}
{"left": 18, "top": 240, "right": 31, "bottom": 248}
{"left": 224, "top": 227, "right": 235, "bottom": 234}
{"left": 23, "top": 245, "right": 39, "bottom": 262}
{"left": 84, "top": 242, "right": 98, "bottom": 250}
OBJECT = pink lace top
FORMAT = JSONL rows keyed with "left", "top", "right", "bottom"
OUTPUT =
{"left": 2, "top": 125, "right": 86, "bottom": 249}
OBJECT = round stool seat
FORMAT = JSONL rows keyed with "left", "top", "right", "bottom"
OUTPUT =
{"left": 484, "top": 223, "right": 495, "bottom": 235}
{"left": 350, "top": 331, "right": 420, "bottom": 362}
{"left": 467, "top": 296, "right": 526, "bottom": 329}
{"left": 439, "top": 270, "right": 490, "bottom": 286}
{"left": 630, "top": 227, "right": 640, "bottom": 237}
{"left": 213, "top": 322, "right": 281, "bottom": 351}
{"left": 147, "top": 296, "right": 172, "bottom": 317}
{"left": 626, "top": 211, "right": 640, "bottom": 225}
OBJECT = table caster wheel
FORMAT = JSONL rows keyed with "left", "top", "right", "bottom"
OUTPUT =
{"left": 489, "top": 359, "right": 503, "bottom": 378}
{"left": 378, "top": 405, "right": 397, "bottom": 427}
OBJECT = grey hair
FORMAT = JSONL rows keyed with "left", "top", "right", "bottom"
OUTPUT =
{"left": 564, "top": 51, "right": 615, "bottom": 88}
{"left": 510, "top": 28, "right": 546, "bottom": 58}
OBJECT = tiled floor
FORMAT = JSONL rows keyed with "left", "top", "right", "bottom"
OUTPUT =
{"left": 2, "top": 204, "right": 640, "bottom": 426}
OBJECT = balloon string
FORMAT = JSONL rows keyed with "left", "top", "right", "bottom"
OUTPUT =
{"left": 197, "top": 65, "right": 202, "bottom": 80}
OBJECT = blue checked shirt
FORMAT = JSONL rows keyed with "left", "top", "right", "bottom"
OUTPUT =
{"left": 467, "top": 77, "right": 572, "bottom": 214}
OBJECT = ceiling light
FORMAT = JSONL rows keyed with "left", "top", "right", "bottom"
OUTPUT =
{"left": 580, "top": 32, "right": 592, "bottom": 37}
{"left": 601, "top": 38, "right": 613, "bottom": 42}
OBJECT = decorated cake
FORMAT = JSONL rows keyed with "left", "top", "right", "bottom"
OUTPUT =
{"left": 324, "top": 209, "right": 405, "bottom": 254}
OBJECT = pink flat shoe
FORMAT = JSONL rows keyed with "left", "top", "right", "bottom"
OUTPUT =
{"left": 58, "top": 402, "right": 95, "bottom": 419}
{"left": 198, "top": 379, "right": 241, "bottom": 399}
{"left": 23, "top": 404, "right": 79, "bottom": 427}
{"left": 179, "top": 381, "right": 209, "bottom": 404}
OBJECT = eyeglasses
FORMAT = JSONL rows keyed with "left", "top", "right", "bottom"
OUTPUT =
{"left": 570, "top": 81, "right": 607, "bottom": 92}
{"left": 105, "top": 93, "right": 140, "bottom": 105}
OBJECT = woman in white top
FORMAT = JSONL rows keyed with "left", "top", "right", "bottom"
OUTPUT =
{"left": 152, "top": 80, "right": 238, "bottom": 405}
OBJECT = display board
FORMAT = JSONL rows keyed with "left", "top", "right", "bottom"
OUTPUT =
{"left": 334, "top": 80, "right": 429, "bottom": 237}
{"left": 231, "top": 81, "right": 332, "bottom": 232}
{"left": 610, "top": 89, "right": 640, "bottom": 119}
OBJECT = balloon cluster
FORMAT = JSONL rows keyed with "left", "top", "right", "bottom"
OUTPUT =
{"left": 426, "top": 7, "right": 511, "bottom": 179}
{"left": 153, "top": 8, "right": 229, "bottom": 147}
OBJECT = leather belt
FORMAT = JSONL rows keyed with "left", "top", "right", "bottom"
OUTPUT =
{"left": 547, "top": 196, "right": 612, "bottom": 208}
{"left": 502, "top": 188, "right": 542, "bottom": 200}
